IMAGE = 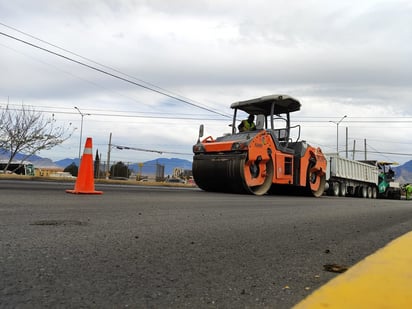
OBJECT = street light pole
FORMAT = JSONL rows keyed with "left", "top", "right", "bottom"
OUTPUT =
{"left": 74, "top": 107, "right": 90, "bottom": 161}
{"left": 329, "top": 115, "right": 347, "bottom": 156}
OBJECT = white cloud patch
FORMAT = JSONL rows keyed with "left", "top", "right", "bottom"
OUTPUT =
{"left": 1, "top": 0, "right": 411, "bottom": 163}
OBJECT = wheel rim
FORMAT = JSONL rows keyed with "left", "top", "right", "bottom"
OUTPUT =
{"left": 308, "top": 170, "right": 326, "bottom": 197}
{"left": 243, "top": 158, "right": 273, "bottom": 195}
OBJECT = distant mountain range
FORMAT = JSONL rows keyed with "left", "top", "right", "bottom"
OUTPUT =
{"left": 1, "top": 150, "right": 193, "bottom": 176}
{"left": 2, "top": 148, "right": 412, "bottom": 182}
{"left": 393, "top": 162, "right": 412, "bottom": 184}
{"left": 54, "top": 157, "right": 192, "bottom": 176}
{"left": 0, "top": 149, "right": 58, "bottom": 168}
{"left": 0, "top": 149, "right": 192, "bottom": 176}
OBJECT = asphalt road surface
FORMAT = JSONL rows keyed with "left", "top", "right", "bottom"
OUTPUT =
{"left": 1, "top": 180, "right": 412, "bottom": 308}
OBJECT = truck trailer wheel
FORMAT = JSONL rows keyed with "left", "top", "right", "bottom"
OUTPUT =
{"left": 367, "top": 186, "right": 373, "bottom": 198}
{"left": 372, "top": 186, "right": 378, "bottom": 199}
{"left": 340, "top": 182, "right": 346, "bottom": 197}
{"left": 361, "top": 186, "right": 368, "bottom": 198}
{"left": 354, "top": 186, "right": 360, "bottom": 197}
{"left": 331, "top": 182, "right": 340, "bottom": 196}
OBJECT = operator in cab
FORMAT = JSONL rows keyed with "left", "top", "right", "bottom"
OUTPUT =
{"left": 238, "top": 114, "right": 256, "bottom": 132}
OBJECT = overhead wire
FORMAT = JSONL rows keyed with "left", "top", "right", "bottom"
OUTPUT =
{"left": 3, "top": 26, "right": 412, "bottom": 163}
{"left": 4, "top": 102, "right": 412, "bottom": 124}
{"left": 0, "top": 29, "right": 231, "bottom": 118}
{"left": 0, "top": 105, "right": 226, "bottom": 121}
{"left": 113, "top": 144, "right": 191, "bottom": 156}
{"left": 0, "top": 22, "right": 221, "bottom": 116}
{"left": 2, "top": 25, "right": 412, "bottom": 159}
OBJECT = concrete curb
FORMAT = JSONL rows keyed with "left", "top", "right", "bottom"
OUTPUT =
{"left": 294, "top": 231, "right": 412, "bottom": 308}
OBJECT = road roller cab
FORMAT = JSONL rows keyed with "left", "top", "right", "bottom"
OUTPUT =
{"left": 192, "top": 94, "right": 327, "bottom": 196}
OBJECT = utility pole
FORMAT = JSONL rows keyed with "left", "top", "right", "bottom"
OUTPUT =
{"left": 106, "top": 132, "right": 112, "bottom": 179}
{"left": 345, "top": 127, "right": 348, "bottom": 159}
{"left": 364, "top": 138, "right": 367, "bottom": 160}
{"left": 352, "top": 140, "right": 356, "bottom": 160}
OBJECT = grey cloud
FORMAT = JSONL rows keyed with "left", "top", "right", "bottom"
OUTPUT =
{"left": 1, "top": 0, "right": 411, "bottom": 163}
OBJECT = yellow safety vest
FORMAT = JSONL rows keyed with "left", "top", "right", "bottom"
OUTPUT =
{"left": 241, "top": 120, "right": 256, "bottom": 131}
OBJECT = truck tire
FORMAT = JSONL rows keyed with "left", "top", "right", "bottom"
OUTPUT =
{"left": 339, "top": 182, "right": 346, "bottom": 197}
{"left": 372, "top": 186, "right": 378, "bottom": 199}
{"left": 367, "top": 186, "right": 373, "bottom": 198}
{"left": 361, "top": 186, "right": 368, "bottom": 198}
{"left": 332, "top": 182, "right": 340, "bottom": 196}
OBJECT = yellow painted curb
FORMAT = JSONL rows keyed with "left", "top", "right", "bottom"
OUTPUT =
{"left": 294, "top": 231, "right": 412, "bottom": 308}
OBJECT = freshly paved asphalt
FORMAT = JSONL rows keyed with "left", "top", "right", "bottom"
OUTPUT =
{"left": 1, "top": 180, "right": 412, "bottom": 308}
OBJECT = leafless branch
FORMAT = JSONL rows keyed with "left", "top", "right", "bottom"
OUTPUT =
{"left": 0, "top": 104, "right": 75, "bottom": 173}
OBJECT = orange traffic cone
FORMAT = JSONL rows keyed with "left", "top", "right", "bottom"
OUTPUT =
{"left": 66, "top": 137, "right": 103, "bottom": 195}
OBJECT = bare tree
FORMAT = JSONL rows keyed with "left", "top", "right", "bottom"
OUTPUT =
{"left": 0, "top": 104, "right": 75, "bottom": 173}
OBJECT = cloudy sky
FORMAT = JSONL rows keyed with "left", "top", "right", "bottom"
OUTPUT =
{"left": 1, "top": 0, "right": 411, "bottom": 165}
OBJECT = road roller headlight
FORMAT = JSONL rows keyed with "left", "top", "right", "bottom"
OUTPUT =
{"left": 231, "top": 142, "right": 248, "bottom": 151}
{"left": 193, "top": 144, "right": 205, "bottom": 153}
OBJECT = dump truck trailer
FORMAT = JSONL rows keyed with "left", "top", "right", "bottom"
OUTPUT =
{"left": 325, "top": 155, "right": 379, "bottom": 198}
{"left": 325, "top": 156, "right": 401, "bottom": 199}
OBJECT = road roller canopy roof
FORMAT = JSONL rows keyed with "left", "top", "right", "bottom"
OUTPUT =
{"left": 230, "top": 94, "right": 301, "bottom": 116}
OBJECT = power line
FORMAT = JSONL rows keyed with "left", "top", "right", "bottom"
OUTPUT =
{"left": 0, "top": 30, "right": 231, "bottom": 118}
{"left": 0, "top": 22, "right": 221, "bottom": 115}
{"left": 291, "top": 117, "right": 412, "bottom": 124}
{"left": 2, "top": 25, "right": 412, "bottom": 126}
{"left": 0, "top": 105, "right": 226, "bottom": 121}
{"left": 1, "top": 102, "right": 224, "bottom": 117}
{"left": 356, "top": 150, "right": 412, "bottom": 157}
{"left": 112, "top": 144, "right": 192, "bottom": 156}
{"left": 5, "top": 102, "right": 412, "bottom": 124}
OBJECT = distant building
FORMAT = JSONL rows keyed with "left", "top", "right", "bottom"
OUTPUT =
{"left": 0, "top": 160, "right": 35, "bottom": 176}
{"left": 173, "top": 167, "right": 184, "bottom": 178}
{"left": 34, "top": 166, "right": 64, "bottom": 177}
{"left": 155, "top": 163, "right": 165, "bottom": 182}
{"left": 172, "top": 167, "right": 192, "bottom": 179}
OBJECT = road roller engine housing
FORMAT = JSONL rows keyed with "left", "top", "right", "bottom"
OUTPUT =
{"left": 192, "top": 94, "right": 327, "bottom": 196}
